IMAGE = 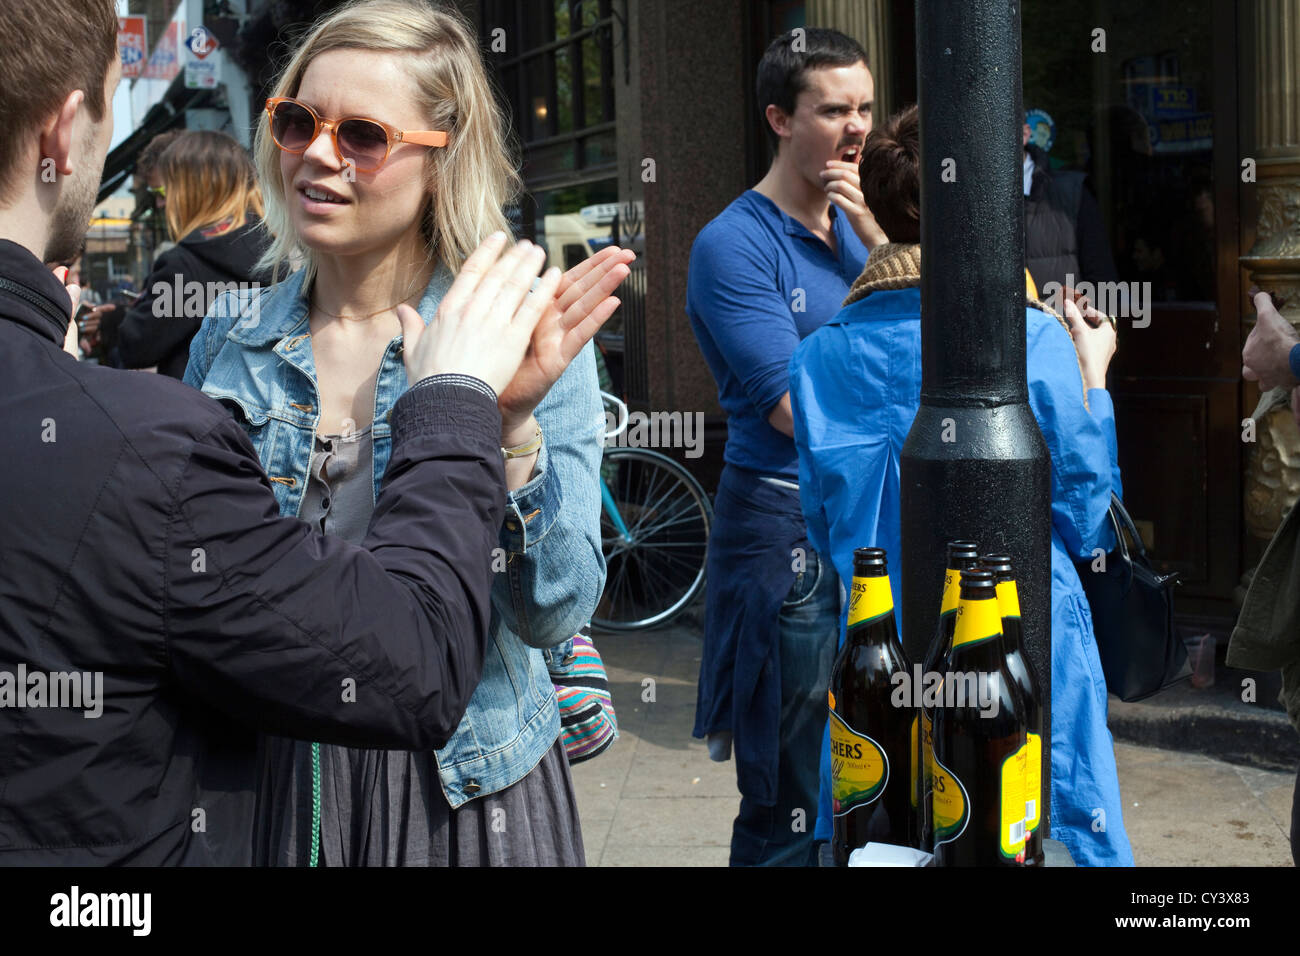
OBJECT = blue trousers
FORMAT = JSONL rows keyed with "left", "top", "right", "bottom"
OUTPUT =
{"left": 729, "top": 547, "right": 840, "bottom": 866}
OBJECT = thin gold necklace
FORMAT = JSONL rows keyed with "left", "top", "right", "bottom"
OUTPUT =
{"left": 311, "top": 270, "right": 427, "bottom": 321}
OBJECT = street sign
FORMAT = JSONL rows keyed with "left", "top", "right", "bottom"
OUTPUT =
{"left": 143, "top": 21, "right": 181, "bottom": 82}
{"left": 118, "top": 16, "right": 147, "bottom": 80}
{"left": 186, "top": 26, "right": 219, "bottom": 60}
{"left": 185, "top": 60, "right": 218, "bottom": 90}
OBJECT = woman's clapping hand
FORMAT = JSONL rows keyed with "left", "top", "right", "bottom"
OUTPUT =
{"left": 397, "top": 233, "right": 560, "bottom": 396}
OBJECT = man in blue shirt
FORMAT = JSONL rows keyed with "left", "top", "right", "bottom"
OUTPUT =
{"left": 687, "top": 27, "right": 886, "bottom": 866}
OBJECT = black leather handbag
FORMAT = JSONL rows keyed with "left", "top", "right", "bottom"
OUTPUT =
{"left": 1074, "top": 494, "right": 1190, "bottom": 702}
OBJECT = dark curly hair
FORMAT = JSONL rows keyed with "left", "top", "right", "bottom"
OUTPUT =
{"left": 860, "top": 104, "right": 919, "bottom": 243}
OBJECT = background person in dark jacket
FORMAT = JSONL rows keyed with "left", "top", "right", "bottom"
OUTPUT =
{"left": 0, "top": 0, "right": 608, "bottom": 864}
{"left": 1023, "top": 115, "right": 1119, "bottom": 297}
{"left": 116, "top": 131, "right": 273, "bottom": 378}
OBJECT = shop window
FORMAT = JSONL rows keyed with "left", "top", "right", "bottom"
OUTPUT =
{"left": 1023, "top": 0, "right": 1216, "bottom": 303}
{"left": 481, "top": 0, "right": 623, "bottom": 330}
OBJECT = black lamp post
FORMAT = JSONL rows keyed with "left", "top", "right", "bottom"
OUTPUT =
{"left": 901, "top": 0, "right": 1053, "bottom": 832}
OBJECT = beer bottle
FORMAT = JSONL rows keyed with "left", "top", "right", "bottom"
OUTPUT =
{"left": 980, "top": 554, "right": 1045, "bottom": 866}
{"left": 931, "top": 568, "right": 1027, "bottom": 866}
{"left": 918, "top": 540, "right": 980, "bottom": 853}
{"left": 828, "top": 547, "right": 914, "bottom": 864}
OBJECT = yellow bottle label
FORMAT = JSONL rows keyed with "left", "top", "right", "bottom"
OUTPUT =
{"left": 931, "top": 753, "right": 969, "bottom": 845}
{"left": 952, "top": 595, "right": 1002, "bottom": 649}
{"left": 829, "top": 710, "right": 888, "bottom": 815}
{"left": 1024, "top": 732, "right": 1042, "bottom": 834}
{"left": 910, "top": 714, "right": 919, "bottom": 810}
{"left": 1001, "top": 746, "right": 1028, "bottom": 861}
{"left": 847, "top": 574, "right": 894, "bottom": 628}
{"left": 995, "top": 579, "right": 1021, "bottom": 619}
{"left": 939, "top": 568, "right": 961, "bottom": 616}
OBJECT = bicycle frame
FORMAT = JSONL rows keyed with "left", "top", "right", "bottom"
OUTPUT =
{"left": 601, "top": 479, "right": 633, "bottom": 542}
{"left": 600, "top": 390, "right": 633, "bottom": 542}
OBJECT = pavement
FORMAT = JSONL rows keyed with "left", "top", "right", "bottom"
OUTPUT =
{"left": 572, "top": 619, "right": 1297, "bottom": 867}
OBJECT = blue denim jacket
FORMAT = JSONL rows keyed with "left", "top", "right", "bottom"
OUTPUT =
{"left": 182, "top": 262, "right": 606, "bottom": 807}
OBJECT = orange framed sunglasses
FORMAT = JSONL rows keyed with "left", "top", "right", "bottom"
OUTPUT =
{"left": 265, "top": 97, "right": 449, "bottom": 173}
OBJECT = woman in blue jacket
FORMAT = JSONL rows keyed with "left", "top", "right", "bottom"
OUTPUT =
{"left": 789, "top": 105, "right": 1133, "bottom": 865}
{"left": 185, "top": 0, "right": 632, "bottom": 865}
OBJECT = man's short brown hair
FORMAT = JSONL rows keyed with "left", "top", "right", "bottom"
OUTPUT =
{"left": 0, "top": 0, "right": 118, "bottom": 203}
{"left": 860, "top": 104, "right": 920, "bottom": 244}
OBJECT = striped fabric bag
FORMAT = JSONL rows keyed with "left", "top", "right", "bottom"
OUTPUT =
{"left": 550, "top": 624, "right": 618, "bottom": 764}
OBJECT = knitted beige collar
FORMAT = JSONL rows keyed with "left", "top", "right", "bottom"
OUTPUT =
{"left": 841, "top": 242, "right": 1089, "bottom": 407}
{"left": 843, "top": 243, "right": 922, "bottom": 305}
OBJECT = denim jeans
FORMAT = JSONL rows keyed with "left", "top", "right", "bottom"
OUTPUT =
{"left": 730, "top": 547, "right": 840, "bottom": 866}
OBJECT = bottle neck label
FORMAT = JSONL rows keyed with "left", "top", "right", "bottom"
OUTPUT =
{"left": 938, "top": 567, "right": 961, "bottom": 616}
{"left": 931, "top": 753, "right": 969, "bottom": 845}
{"left": 829, "top": 710, "right": 888, "bottom": 815}
{"left": 996, "top": 580, "right": 1021, "bottom": 619}
{"left": 847, "top": 573, "right": 894, "bottom": 628}
{"left": 952, "top": 595, "right": 1003, "bottom": 649}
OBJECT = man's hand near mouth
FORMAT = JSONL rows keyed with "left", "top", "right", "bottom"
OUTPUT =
{"left": 820, "top": 152, "right": 888, "bottom": 252}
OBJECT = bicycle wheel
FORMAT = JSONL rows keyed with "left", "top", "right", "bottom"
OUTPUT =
{"left": 593, "top": 447, "right": 712, "bottom": 632}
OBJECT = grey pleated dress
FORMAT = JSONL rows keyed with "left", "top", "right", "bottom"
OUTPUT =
{"left": 251, "top": 425, "right": 585, "bottom": 866}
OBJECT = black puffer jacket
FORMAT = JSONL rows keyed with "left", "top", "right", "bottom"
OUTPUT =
{"left": 1023, "top": 144, "right": 1119, "bottom": 294}
{"left": 117, "top": 217, "right": 273, "bottom": 378}
{"left": 0, "top": 239, "right": 504, "bottom": 864}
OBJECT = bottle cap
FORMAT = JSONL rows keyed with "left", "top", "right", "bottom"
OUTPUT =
{"left": 946, "top": 540, "right": 980, "bottom": 561}
{"left": 958, "top": 567, "right": 996, "bottom": 588}
{"left": 852, "top": 547, "right": 887, "bottom": 572}
{"left": 979, "top": 553, "right": 1014, "bottom": 579}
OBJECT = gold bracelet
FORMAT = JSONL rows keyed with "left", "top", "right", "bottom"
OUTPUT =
{"left": 502, "top": 425, "right": 542, "bottom": 460}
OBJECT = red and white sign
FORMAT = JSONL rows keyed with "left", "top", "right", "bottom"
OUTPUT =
{"left": 143, "top": 21, "right": 182, "bottom": 82}
{"left": 118, "top": 16, "right": 147, "bottom": 79}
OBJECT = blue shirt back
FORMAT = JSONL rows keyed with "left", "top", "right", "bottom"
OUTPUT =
{"left": 687, "top": 190, "right": 869, "bottom": 479}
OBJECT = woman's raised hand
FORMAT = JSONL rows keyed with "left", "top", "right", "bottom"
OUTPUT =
{"left": 497, "top": 245, "right": 635, "bottom": 431}
{"left": 397, "top": 233, "right": 561, "bottom": 396}
{"left": 1062, "top": 295, "right": 1117, "bottom": 391}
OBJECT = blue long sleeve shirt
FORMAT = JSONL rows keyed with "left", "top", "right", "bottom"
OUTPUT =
{"left": 687, "top": 190, "right": 869, "bottom": 478}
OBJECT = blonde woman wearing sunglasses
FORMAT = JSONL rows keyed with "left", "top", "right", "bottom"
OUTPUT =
{"left": 183, "top": 0, "right": 633, "bottom": 866}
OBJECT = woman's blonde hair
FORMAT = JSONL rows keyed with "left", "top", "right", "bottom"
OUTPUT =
{"left": 253, "top": 0, "right": 521, "bottom": 287}
{"left": 160, "top": 130, "right": 264, "bottom": 241}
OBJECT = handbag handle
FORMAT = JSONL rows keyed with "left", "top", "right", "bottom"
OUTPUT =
{"left": 1109, "top": 493, "right": 1149, "bottom": 560}
{"left": 1103, "top": 493, "right": 1135, "bottom": 590}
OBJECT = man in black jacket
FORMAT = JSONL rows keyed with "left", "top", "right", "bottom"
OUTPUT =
{"left": 0, "top": 2, "right": 581, "bottom": 863}
{"left": 1023, "top": 120, "right": 1119, "bottom": 297}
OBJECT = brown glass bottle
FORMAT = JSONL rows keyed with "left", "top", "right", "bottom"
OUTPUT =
{"left": 918, "top": 540, "right": 980, "bottom": 853}
{"left": 828, "top": 548, "right": 915, "bottom": 865}
{"left": 980, "top": 554, "right": 1045, "bottom": 866}
{"left": 931, "top": 568, "right": 1028, "bottom": 866}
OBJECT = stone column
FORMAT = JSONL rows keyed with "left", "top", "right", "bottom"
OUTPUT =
{"left": 1240, "top": 0, "right": 1300, "bottom": 545}
{"left": 805, "top": 0, "right": 893, "bottom": 123}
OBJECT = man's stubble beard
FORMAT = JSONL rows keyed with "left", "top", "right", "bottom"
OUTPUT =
{"left": 46, "top": 173, "right": 97, "bottom": 266}
{"left": 45, "top": 131, "right": 102, "bottom": 265}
